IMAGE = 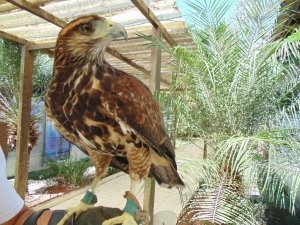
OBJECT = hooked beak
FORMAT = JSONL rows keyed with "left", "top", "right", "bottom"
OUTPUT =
{"left": 110, "top": 21, "right": 128, "bottom": 41}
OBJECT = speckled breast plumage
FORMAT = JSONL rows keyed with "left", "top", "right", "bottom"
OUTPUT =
{"left": 45, "top": 63, "right": 148, "bottom": 158}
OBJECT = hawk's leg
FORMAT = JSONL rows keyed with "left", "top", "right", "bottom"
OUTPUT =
{"left": 103, "top": 148, "right": 151, "bottom": 225}
{"left": 57, "top": 154, "right": 112, "bottom": 225}
{"left": 129, "top": 177, "right": 140, "bottom": 195}
{"left": 127, "top": 146, "right": 151, "bottom": 194}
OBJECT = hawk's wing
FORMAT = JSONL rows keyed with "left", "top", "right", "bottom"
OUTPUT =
{"left": 100, "top": 64, "right": 176, "bottom": 166}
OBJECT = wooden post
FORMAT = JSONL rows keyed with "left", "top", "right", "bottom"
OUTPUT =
{"left": 203, "top": 141, "right": 207, "bottom": 159}
{"left": 172, "top": 106, "right": 178, "bottom": 148}
{"left": 149, "top": 28, "right": 162, "bottom": 95}
{"left": 0, "top": 122, "right": 8, "bottom": 159}
{"left": 14, "top": 46, "right": 33, "bottom": 199}
{"left": 143, "top": 178, "right": 156, "bottom": 225}
{"left": 143, "top": 26, "right": 162, "bottom": 225}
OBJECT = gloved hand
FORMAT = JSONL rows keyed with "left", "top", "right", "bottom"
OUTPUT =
{"left": 63, "top": 206, "right": 123, "bottom": 225}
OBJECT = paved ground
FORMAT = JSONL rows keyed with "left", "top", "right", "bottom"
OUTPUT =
{"left": 34, "top": 140, "right": 203, "bottom": 220}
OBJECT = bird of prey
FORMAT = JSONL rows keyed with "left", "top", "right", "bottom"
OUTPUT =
{"left": 45, "top": 15, "right": 184, "bottom": 224}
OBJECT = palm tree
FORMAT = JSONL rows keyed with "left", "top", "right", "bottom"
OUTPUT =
{"left": 144, "top": 0, "right": 300, "bottom": 224}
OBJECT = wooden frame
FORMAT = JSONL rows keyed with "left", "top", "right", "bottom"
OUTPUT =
{"left": 149, "top": 27, "right": 162, "bottom": 94}
{"left": 131, "top": 0, "right": 177, "bottom": 47}
{"left": 6, "top": 0, "right": 66, "bottom": 27}
{"left": 14, "top": 45, "right": 34, "bottom": 198}
{"left": 143, "top": 26, "right": 162, "bottom": 225}
{"left": 0, "top": 30, "right": 29, "bottom": 45}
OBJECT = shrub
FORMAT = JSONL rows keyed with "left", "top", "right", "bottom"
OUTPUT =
{"left": 47, "top": 158, "right": 93, "bottom": 186}
{"left": 28, "top": 168, "right": 56, "bottom": 180}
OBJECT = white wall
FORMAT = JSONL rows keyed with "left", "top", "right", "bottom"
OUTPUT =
{"left": 70, "top": 145, "right": 88, "bottom": 161}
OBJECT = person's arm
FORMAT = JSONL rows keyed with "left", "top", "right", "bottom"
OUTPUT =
{"left": 1, "top": 205, "right": 34, "bottom": 225}
{"left": 0, "top": 147, "right": 32, "bottom": 225}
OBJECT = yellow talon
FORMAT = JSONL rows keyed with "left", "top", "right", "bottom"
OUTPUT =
{"left": 102, "top": 212, "right": 138, "bottom": 225}
{"left": 57, "top": 201, "right": 94, "bottom": 225}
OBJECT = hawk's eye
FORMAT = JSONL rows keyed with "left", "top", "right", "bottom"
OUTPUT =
{"left": 79, "top": 22, "right": 93, "bottom": 34}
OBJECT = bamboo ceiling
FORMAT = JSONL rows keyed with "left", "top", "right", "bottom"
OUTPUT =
{"left": 0, "top": 0, "right": 196, "bottom": 89}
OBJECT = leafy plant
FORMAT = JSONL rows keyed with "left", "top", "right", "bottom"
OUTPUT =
{"left": 32, "top": 52, "right": 53, "bottom": 99}
{"left": 47, "top": 158, "right": 93, "bottom": 186}
{"left": 46, "top": 157, "right": 119, "bottom": 187}
{"left": 28, "top": 168, "right": 56, "bottom": 180}
{"left": 143, "top": 0, "right": 300, "bottom": 224}
{"left": 107, "top": 166, "right": 120, "bottom": 176}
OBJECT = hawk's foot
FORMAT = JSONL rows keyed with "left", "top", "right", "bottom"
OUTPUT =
{"left": 57, "top": 190, "right": 97, "bottom": 225}
{"left": 102, "top": 212, "right": 138, "bottom": 225}
{"left": 103, "top": 191, "right": 149, "bottom": 225}
{"left": 124, "top": 191, "right": 149, "bottom": 224}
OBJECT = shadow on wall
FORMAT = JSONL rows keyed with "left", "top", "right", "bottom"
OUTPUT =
{"left": 44, "top": 118, "right": 70, "bottom": 161}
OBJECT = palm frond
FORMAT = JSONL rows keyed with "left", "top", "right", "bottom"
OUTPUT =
{"left": 187, "top": 0, "right": 233, "bottom": 31}
{"left": 214, "top": 99, "right": 300, "bottom": 213}
{"left": 259, "top": 149, "right": 300, "bottom": 214}
{"left": 178, "top": 177, "right": 256, "bottom": 225}
{"left": 276, "top": 28, "right": 300, "bottom": 63}
{"left": 0, "top": 91, "right": 18, "bottom": 124}
{"left": 179, "top": 157, "right": 220, "bottom": 187}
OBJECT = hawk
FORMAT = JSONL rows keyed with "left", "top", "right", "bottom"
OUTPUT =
{"left": 45, "top": 15, "right": 184, "bottom": 224}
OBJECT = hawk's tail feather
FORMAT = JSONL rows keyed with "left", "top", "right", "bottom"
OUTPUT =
{"left": 150, "top": 164, "right": 185, "bottom": 188}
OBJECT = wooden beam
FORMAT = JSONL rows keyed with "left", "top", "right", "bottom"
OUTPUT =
{"left": 0, "top": 122, "right": 8, "bottom": 159}
{"left": 5, "top": 0, "right": 67, "bottom": 27}
{"left": 14, "top": 46, "right": 33, "bottom": 199}
{"left": 149, "top": 27, "right": 162, "bottom": 94}
{"left": 106, "top": 47, "right": 170, "bottom": 86}
{"left": 0, "top": 0, "right": 53, "bottom": 14}
{"left": 0, "top": 30, "right": 29, "bottom": 45}
{"left": 143, "top": 27, "right": 163, "bottom": 225}
{"left": 106, "top": 46, "right": 150, "bottom": 75}
{"left": 28, "top": 41, "right": 56, "bottom": 50}
{"left": 143, "top": 178, "right": 156, "bottom": 225}
{"left": 131, "top": 0, "right": 178, "bottom": 47}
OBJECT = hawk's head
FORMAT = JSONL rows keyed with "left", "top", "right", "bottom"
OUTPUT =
{"left": 56, "top": 15, "right": 127, "bottom": 63}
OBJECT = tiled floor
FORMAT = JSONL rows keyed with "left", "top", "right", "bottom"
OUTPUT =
{"left": 34, "top": 140, "right": 203, "bottom": 219}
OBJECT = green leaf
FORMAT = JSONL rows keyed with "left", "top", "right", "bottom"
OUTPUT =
{"left": 286, "top": 30, "right": 300, "bottom": 43}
